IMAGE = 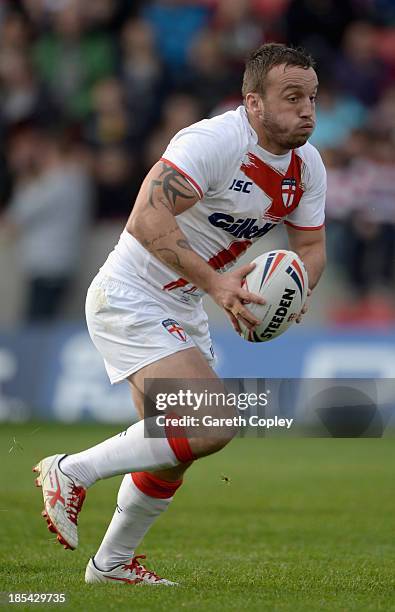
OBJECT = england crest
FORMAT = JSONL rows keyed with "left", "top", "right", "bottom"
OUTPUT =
{"left": 162, "top": 318, "right": 187, "bottom": 342}
{"left": 281, "top": 178, "right": 297, "bottom": 207}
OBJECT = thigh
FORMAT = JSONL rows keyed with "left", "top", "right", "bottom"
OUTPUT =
{"left": 129, "top": 346, "right": 217, "bottom": 416}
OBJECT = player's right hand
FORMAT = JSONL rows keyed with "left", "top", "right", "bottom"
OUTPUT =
{"left": 207, "top": 263, "right": 265, "bottom": 332}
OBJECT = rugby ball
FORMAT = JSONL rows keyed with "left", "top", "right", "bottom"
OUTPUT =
{"left": 239, "top": 250, "right": 309, "bottom": 342}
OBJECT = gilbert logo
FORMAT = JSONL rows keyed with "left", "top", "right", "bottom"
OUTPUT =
{"left": 208, "top": 212, "right": 275, "bottom": 239}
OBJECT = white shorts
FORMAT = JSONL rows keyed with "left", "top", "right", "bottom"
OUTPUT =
{"left": 85, "top": 273, "right": 215, "bottom": 384}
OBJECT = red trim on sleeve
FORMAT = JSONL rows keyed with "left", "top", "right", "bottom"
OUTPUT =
{"left": 284, "top": 221, "right": 325, "bottom": 231}
{"left": 160, "top": 157, "right": 204, "bottom": 199}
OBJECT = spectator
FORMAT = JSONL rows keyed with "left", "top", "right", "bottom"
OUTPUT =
{"left": 250, "top": 0, "right": 290, "bottom": 41}
{"left": 368, "top": 86, "right": 395, "bottom": 143}
{"left": 334, "top": 21, "right": 391, "bottom": 106}
{"left": 33, "top": 0, "right": 115, "bottom": 120}
{"left": 285, "top": 0, "right": 358, "bottom": 72}
{"left": 0, "top": 10, "right": 31, "bottom": 52}
{"left": 119, "top": 18, "right": 165, "bottom": 140}
{"left": 328, "top": 131, "right": 395, "bottom": 324}
{"left": 309, "top": 81, "right": 367, "bottom": 150}
{"left": 0, "top": 49, "right": 56, "bottom": 127}
{"left": 141, "top": 0, "right": 211, "bottom": 83}
{"left": 211, "top": 0, "right": 264, "bottom": 67}
{"left": 94, "top": 146, "right": 142, "bottom": 221}
{"left": 84, "top": 77, "right": 135, "bottom": 149}
{"left": 321, "top": 146, "right": 359, "bottom": 269}
{"left": 2, "top": 126, "right": 92, "bottom": 321}
{"left": 186, "top": 29, "right": 239, "bottom": 115}
{"left": 252, "top": 0, "right": 290, "bottom": 22}
{"left": 144, "top": 92, "right": 203, "bottom": 169}
{"left": 81, "top": 0, "right": 119, "bottom": 32}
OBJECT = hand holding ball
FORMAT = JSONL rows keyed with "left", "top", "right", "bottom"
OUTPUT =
{"left": 239, "top": 250, "right": 309, "bottom": 342}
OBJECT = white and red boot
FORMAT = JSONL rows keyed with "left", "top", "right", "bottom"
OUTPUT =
{"left": 85, "top": 555, "right": 177, "bottom": 586}
{"left": 33, "top": 454, "right": 86, "bottom": 550}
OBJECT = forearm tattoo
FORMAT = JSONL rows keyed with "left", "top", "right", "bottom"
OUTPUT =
{"left": 148, "top": 163, "right": 195, "bottom": 211}
{"left": 176, "top": 239, "right": 193, "bottom": 251}
{"left": 155, "top": 247, "right": 185, "bottom": 272}
{"left": 142, "top": 227, "right": 193, "bottom": 273}
{"left": 141, "top": 224, "right": 179, "bottom": 249}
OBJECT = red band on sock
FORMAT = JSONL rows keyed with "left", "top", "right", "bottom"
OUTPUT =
{"left": 165, "top": 412, "right": 195, "bottom": 463}
{"left": 131, "top": 472, "right": 183, "bottom": 499}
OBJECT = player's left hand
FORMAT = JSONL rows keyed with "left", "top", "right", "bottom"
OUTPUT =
{"left": 226, "top": 310, "right": 243, "bottom": 334}
{"left": 295, "top": 288, "right": 312, "bottom": 324}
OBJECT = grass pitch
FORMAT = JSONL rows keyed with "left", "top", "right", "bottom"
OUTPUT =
{"left": 0, "top": 422, "right": 394, "bottom": 611}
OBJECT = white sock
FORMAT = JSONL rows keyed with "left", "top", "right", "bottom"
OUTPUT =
{"left": 60, "top": 419, "right": 179, "bottom": 488}
{"left": 94, "top": 475, "right": 173, "bottom": 571}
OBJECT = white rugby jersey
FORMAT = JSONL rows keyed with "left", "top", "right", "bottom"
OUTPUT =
{"left": 103, "top": 106, "right": 326, "bottom": 306}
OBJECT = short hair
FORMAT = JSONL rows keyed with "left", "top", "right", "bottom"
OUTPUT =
{"left": 242, "top": 43, "right": 315, "bottom": 98}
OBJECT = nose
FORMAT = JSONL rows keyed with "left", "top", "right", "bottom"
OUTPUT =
{"left": 300, "top": 97, "right": 314, "bottom": 119}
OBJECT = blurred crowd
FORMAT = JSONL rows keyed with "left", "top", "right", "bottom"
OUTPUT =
{"left": 0, "top": 0, "right": 394, "bottom": 324}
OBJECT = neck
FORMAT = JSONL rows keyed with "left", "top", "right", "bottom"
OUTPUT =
{"left": 246, "top": 109, "right": 289, "bottom": 155}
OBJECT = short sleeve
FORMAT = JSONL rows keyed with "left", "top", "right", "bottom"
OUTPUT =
{"left": 285, "top": 146, "right": 326, "bottom": 230}
{"left": 161, "top": 117, "right": 241, "bottom": 199}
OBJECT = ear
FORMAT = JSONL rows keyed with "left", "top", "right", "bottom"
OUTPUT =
{"left": 245, "top": 93, "right": 264, "bottom": 118}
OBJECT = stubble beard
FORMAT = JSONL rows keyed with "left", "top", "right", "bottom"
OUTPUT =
{"left": 261, "top": 111, "right": 310, "bottom": 151}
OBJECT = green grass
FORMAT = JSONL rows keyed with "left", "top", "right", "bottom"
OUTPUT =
{"left": 0, "top": 423, "right": 394, "bottom": 611}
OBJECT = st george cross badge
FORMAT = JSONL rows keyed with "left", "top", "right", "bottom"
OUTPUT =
{"left": 162, "top": 318, "right": 187, "bottom": 342}
{"left": 281, "top": 178, "right": 297, "bottom": 207}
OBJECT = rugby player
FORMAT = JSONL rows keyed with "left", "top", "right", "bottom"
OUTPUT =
{"left": 33, "top": 43, "right": 326, "bottom": 585}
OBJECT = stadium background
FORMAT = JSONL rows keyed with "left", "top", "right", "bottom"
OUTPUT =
{"left": 0, "top": 3, "right": 394, "bottom": 610}
{"left": 0, "top": 0, "right": 394, "bottom": 422}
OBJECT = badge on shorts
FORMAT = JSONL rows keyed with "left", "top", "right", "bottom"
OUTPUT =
{"left": 162, "top": 318, "right": 187, "bottom": 342}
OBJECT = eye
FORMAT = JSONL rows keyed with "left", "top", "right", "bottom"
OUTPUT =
{"left": 310, "top": 95, "right": 317, "bottom": 103}
{"left": 288, "top": 96, "right": 298, "bottom": 103}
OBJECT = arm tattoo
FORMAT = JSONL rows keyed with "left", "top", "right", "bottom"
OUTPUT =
{"left": 148, "top": 179, "right": 162, "bottom": 209}
{"left": 155, "top": 247, "right": 185, "bottom": 271}
{"left": 141, "top": 225, "right": 179, "bottom": 249}
{"left": 142, "top": 229, "right": 192, "bottom": 274}
{"left": 176, "top": 239, "right": 193, "bottom": 251}
{"left": 148, "top": 164, "right": 195, "bottom": 211}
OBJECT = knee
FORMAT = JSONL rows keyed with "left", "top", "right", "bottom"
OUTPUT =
{"left": 191, "top": 431, "right": 235, "bottom": 459}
